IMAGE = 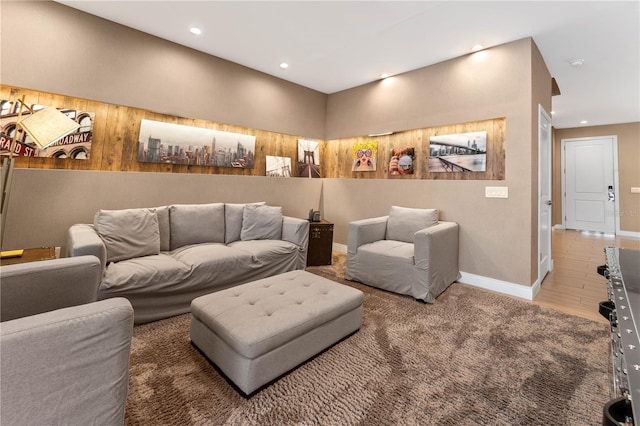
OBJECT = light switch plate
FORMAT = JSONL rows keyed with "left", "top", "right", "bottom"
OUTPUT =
{"left": 631, "top": 187, "right": 640, "bottom": 194}
{"left": 485, "top": 186, "right": 509, "bottom": 198}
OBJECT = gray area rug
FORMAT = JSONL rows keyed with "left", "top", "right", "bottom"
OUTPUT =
{"left": 125, "top": 254, "right": 609, "bottom": 425}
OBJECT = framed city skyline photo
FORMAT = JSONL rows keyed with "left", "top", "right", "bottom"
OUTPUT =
{"left": 137, "top": 119, "right": 256, "bottom": 168}
{"left": 429, "top": 131, "right": 487, "bottom": 172}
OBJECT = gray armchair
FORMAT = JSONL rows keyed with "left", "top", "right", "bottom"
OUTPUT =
{"left": 346, "top": 206, "right": 460, "bottom": 302}
{"left": 0, "top": 256, "right": 134, "bottom": 426}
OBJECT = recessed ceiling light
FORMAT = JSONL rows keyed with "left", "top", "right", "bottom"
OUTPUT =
{"left": 569, "top": 58, "right": 584, "bottom": 67}
{"left": 550, "top": 111, "right": 555, "bottom": 115}
{"left": 190, "top": 27, "right": 202, "bottom": 35}
{"left": 580, "top": 120, "right": 588, "bottom": 124}
{"left": 471, "top": 44, "right": 483, "bottom": 52}
{"left": 380, "top": 73, "right": 390, "bottom": 79}
{"left": 280, "top": 62, "right": 289, "bottom": 69}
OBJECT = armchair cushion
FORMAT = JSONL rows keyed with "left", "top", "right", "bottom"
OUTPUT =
{"left": 351, "top": 240, "right": 416, "bottom": 297}
{"left": 94, "top": 208, "right": 160, "bottom": 263}
{"left": 386, "top": 206, "right": 438, "bottom": 243}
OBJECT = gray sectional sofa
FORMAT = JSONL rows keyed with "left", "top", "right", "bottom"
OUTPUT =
{"left": 68, "top": 202, "right": 309, "bottom": 323}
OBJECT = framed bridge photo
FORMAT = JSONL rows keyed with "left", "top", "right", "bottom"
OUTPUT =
{"left": 428, "top": 131, "right": 487, "bottom": 172}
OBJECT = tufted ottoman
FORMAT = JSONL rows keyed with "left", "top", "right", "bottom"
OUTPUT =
{"left": 190, "top": 270, "right": 364, "bottom": 395}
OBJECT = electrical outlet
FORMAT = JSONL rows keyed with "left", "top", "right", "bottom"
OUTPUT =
{"left": 485, "top": 186, "right": 508, "bottom": 198}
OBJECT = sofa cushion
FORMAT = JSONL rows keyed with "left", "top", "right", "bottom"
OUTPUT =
{"left": 169, "top": 203, "right": 225, "bottom": 250}
{"left": 224, "top": 202, "right": 265, "bottom": 244}
{"left": 171, "top": 243, "right": 255, "bottom": 287}
{"left": 101, "top": 253, "right": 192, "bottom": 293}
{"left": 153, "top": 206, "right": 171, "bottom": 251}
{"left": 240, "top": 204, "right": 283, "bottom": 241}
{"left": 386, "top": 206, "right": 438, "bottom": 243}
{"left": 94, "top": 208, "right": 160, "bottom": 263}
{"left": 228, "top": 240, "right": 298, "bottom": 264}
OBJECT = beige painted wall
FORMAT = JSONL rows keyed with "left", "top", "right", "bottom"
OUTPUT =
{"left": 1, "top": 2, "right": 555, "bottom": 288}
{"left": 2, "top": 169, "right": 323, "bottom": 253}
{"left": 0, "top": 1, "right": 327, "bottom": 140}
{"left": 321, "top": 38, "right": 550, "bottom": 287}
{"left": 553, "top": 122, "right": 640, "bottom": 233}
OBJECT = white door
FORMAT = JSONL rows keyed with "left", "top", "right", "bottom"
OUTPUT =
{"left": 538, "top": 106, "right": 552, "bottom": 283}
{"left": 563, "top": 136, "right": 616, "bottom": 233}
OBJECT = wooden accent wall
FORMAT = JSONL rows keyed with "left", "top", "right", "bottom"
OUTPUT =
{"left": 322, "top": 118, "right": 505, "bottom": 180}
{"left": 0, "top": 85, "right": 311, "bottom": 177}
{"left": 2, "top": 85, "right": 505, "bottom": 181}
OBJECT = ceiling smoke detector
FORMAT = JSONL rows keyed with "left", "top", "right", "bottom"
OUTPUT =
{"left": 569, "top": 58, "right": 584, "bottom": 67}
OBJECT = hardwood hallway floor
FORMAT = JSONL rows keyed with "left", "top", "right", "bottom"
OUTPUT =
{"left": 534, "top": 229, "right": 640, "bottom": 324}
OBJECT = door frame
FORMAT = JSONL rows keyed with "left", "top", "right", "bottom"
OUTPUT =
{"left": 560, "top": 135, "right": 620, "bottom": 234}
{"left": 538, "top": 105, "right": 553, "bottom": 287}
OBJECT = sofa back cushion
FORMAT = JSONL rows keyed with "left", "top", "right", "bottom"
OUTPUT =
{"left": 152, "top": 206, "right": 171, "bottom": 251}
{"left": 240, "top": 204, "right": 283, "bottom": 241}
{"left": 169, "top": 203, "right": 225, "bottom": 250}
{"left": 224, "top": 202, "right": 265, "bottom": 244}
{"left": 386, "top": 206, "right": 438, "bottom": 243}
{"left": 94, "top": 208, "right": 160, "bottom": 263}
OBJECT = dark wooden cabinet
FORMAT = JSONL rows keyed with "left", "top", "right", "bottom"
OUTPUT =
{"left": 306, "top": 220, "right": 333, "bottom": 266}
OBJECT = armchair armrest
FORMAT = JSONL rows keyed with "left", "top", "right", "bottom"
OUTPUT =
{"left": 67, "top": 224, "right": 107, "bottom": 270}
{"left": 1, "top": 298, "right": 133, "bottom": 426}
{"left": 347, "top": 216, "right": 389, "bottom": 254}
{"left": 414, "top": 221, "right": 460, "bottom": 275}
{"left": 0, "top": 255, "right": 102, "bottom": 322}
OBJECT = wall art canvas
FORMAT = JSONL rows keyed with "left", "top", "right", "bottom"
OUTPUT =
{"left": 389, "top": 147, "right": 415, "bottom": 176}
{"left": 352, "top": 141, "right": 378, "bottom": 172}
{"left": 137, "top": 119, "right": 255, "bottom": 168}
{"left": 297, "top": 139, "right": 320, "bottom": 178}
{"left": 266, "top": 155, "right": 292, "bottom": 177}
{"left": 429, "top": 131, "right": 487, "bottom": 172}
{"left": 0, "top": 99, "right": 94, "bottom": 159}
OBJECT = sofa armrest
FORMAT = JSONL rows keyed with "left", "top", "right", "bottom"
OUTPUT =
{"left": 0, "top": 255, "right": 102, "bottom": 322}
{"left": 67, "top": 224, "right": 107, "bottom": 269}
{"left": 282, "top": 216, "right": 310, "bottom": 268}
{"left": 282, "top": 216, "right": 310, "bottom": 250}
{"left": 347, "top": 216, "right": 389, "bottom": 254}
{"left": 0, "top": 298, "right": 134, "bottom": 426}
{"left": 414, "top": 221, "right": 460, "bottom": 274}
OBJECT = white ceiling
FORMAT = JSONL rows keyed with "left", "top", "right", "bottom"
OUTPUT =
{"left": 55, "top": 1, "right": 639, "bottom": 129}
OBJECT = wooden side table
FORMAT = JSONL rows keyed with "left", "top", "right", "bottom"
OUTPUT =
{"left": 307, "top": 220, "right": 334, "bottom": 266}
{"left": 0, "top": 247, "right": 56, "bottom": 266}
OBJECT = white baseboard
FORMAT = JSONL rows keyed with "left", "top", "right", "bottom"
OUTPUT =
{"left": 333, "top": 242, "right": 347, "bottom": 254}
{"left": 617, "top": 230, "right": 640, "bottom": 239}
{"left": 457, "top": 272, "right": 536, "bottom": 300}
{"left": 331, "top": 243, "right": 536, "bottom": 301}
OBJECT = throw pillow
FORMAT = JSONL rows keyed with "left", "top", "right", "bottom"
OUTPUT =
{"left": 169, "top": 203, "right": 225, "bottom": 250}
{"left": 224, "top": 202, "right": 266, "bottom": 244}
{"left": 386, "top": 206, "right": 438, "bottom": 243}
{"left": 94, "top": 208, "right": 160, "bottom": 263}
{"left": 240, "top": 204, "right": 283, "bottom": 241}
